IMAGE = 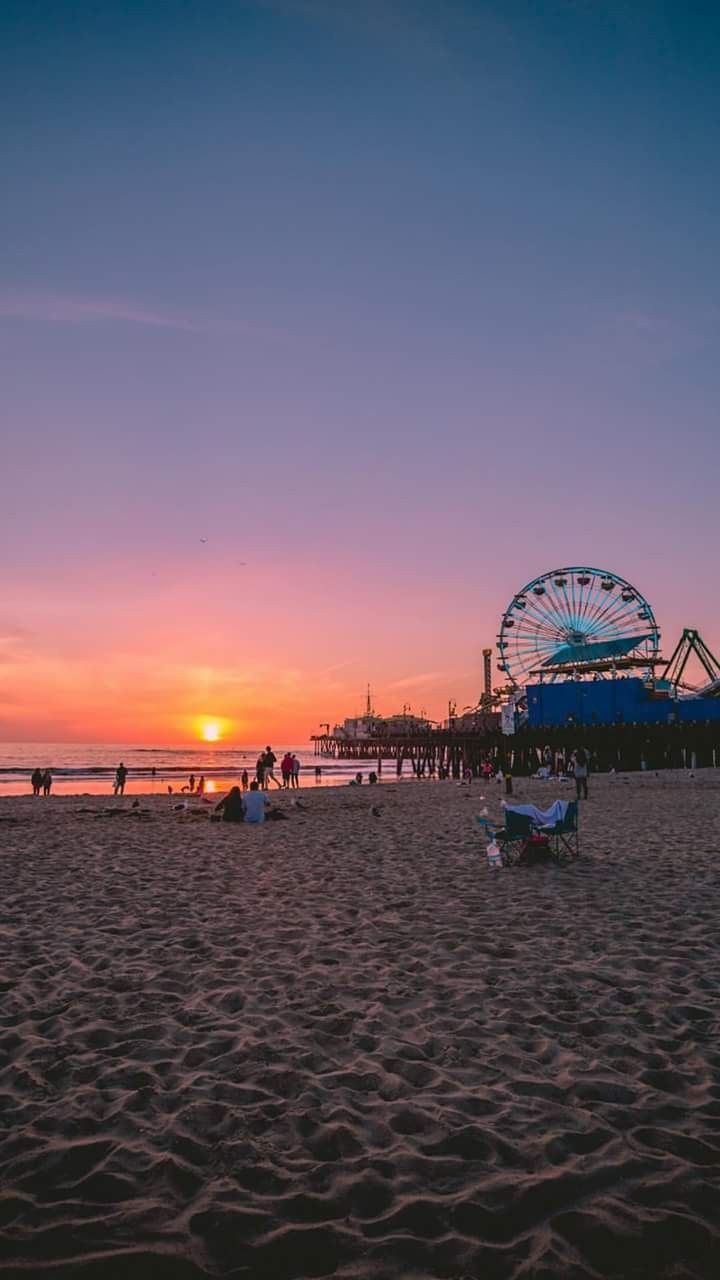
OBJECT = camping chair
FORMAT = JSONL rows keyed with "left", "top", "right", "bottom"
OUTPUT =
{"left": 476, "top": 810, "right": 535, "bottom": 866}
{"left": 538, "top": 800, "right": 580, "bottom": 863}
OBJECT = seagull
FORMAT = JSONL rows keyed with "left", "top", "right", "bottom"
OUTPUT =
{"left": 199, "top": 538, "right": 208, "bottom": 544}
{"left": 370, "top": 804, "right": 383, "bottom": 818}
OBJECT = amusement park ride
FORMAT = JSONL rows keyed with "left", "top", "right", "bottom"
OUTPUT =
{"left": 494, "top": 566, "right": 720, "bottom": 726}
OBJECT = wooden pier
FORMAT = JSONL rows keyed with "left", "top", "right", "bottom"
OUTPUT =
{"left": 312, "top": 719, "right": 720, "bottom": 776}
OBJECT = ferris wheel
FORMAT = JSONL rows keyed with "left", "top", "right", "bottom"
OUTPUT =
{"left": 497, "top": 567, "right": 661, "bottom": 688}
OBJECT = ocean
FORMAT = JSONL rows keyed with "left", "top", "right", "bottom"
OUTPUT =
{"left": 0, "top": 743, "right": 391, "bottom": 796}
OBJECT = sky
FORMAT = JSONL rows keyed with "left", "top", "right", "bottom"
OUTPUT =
{"left": 2, "top": 0, "right": 719, "bottom": 743}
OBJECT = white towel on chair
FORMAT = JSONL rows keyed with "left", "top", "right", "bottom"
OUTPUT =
{"left": 502, "top": 800, "right": 569, "bottom": 827}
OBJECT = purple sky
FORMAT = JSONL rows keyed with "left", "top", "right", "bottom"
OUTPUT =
{"left": 2, "top": 1, "right": 719, "bottom": 739}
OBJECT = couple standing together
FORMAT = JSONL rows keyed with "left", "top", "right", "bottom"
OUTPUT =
{"left": 256, "top": 747, "right": 300, "bottom": 790}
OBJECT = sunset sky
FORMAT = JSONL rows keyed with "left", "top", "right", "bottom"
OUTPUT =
{"left": 2, "top": 0, "right": 719, "bottom": 743}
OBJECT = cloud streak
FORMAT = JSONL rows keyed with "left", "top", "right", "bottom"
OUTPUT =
{"left": 386, "top": 670, "right": 453, "bottom": 690}
{"left": 0, "top": 290, "right": 201, "bottom": 332}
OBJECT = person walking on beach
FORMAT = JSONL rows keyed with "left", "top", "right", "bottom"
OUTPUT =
{"left": 291, "top": 753, "right": 301, "bottom": 789}
{"left": 262, "top": 746, "right": 281, "bottom": 790}
{"left": 114, "top": 762, "right": 128, "bottom": 795}
{"left": 572, "top": 747, "right": 589, "bottom": 799}
{"left": 196, "top": 775, "right": 205, "bottom": 795}
{"left": 255, "top": 755, "right": 265, "bottom": 785}
{"left": 42, "top": 769, "right": 52, "bottom": 796}
{"left": 241, "top": 769, "right": 249, "bottom": 791}
{"left": 31, "top": 768, "right": 43, "bottom": 796}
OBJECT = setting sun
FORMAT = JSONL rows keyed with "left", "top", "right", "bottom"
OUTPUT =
{"left": 200, "top": 721, "right": 221, "bottom": 742}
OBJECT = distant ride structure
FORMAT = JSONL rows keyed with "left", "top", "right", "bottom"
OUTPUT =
{"left": 497, "top": 566, "right": 661, "bottom": 689}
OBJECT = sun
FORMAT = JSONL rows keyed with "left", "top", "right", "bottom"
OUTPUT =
{"left": 200, "top": 721, "right": 221, "bottom": 742}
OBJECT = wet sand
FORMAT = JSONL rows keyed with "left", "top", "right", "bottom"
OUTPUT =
{"left": 1, "top": 772, "right": 720, "bottom": 1278}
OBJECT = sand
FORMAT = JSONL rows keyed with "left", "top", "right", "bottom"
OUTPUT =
{"left": 1, "top": 772, "right": 720, "bottom": 1279}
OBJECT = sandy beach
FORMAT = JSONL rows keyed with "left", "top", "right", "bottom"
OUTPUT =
{"left": 1, "top": 772, "right": 720, "bottom": 1278}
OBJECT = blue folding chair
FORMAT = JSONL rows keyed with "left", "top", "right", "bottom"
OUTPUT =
{"left": 476, "top": 811, "right": 534, "bottom": 866}
{"left": 538, "top": 800, "right": 580, "bottom": 862}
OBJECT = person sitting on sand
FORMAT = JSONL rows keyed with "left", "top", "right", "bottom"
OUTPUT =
{"left": 31, "top": 768, "right": 43, "bottom": 796}
{"left": 114, "top": 762, "right": 128, "bottom": 795}
{"left": 243, "top": 779, "right": 268, "bottom": 823}
{"left": 214, "top": 785, "right": 245, "bottom": 823}
{"left": 42, "top": 769, "right": 52, "bottom": 796}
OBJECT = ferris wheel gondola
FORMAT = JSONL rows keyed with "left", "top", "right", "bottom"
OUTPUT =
{"left": 497, "top": 566, "right": 660, "bottom": 688}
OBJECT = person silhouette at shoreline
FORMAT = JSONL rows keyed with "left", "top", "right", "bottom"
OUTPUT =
{"left": 114, "top": 762, "right": 128, "bottom": 795}
{"left": 42, "top": 769, "right": 52, "bottom": 796}
{"left": 31, "top": 768, "right": 43, "bottom": 796}
{"left": 262, "top": 747, "right": 281, "bottom": 790}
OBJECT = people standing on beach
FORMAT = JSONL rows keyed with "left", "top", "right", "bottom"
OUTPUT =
{"left": 262, "top": 747, "right": 281, "bottom": 790}
{"left": 31, "top": 768, "right": 43, "bottom": 796}
{"left": 315, "top": 765, "right": 322, "bottom": 784}
{"left": 572, "top": 747, "right": 589, "bottom": 799}
{"left": 114, "top": 762, "right": 128, "bottom": 795}
{"left": 241, "top": 769, "right": 249, "bottom": 791}
{"left": 196, "top": 775, "right": 205, "bottom": 795}
{"left": 291, "top": 753, "right": 301, "bottom": 789}
{"left": 255, "top": 755, "right": 265, "bottom": 785}
{"left": 182, "top": 773, "right": 196, "bottom": 794}
{"left": 42, "top": 769, "right": 52, "bottom": 796}
{"left": 281, "top": 753, "right": 293, "bottom": 788}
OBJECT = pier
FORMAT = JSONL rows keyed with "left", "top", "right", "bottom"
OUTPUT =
{"left": 312, "top": 719, "right": 720, "bottom": 776}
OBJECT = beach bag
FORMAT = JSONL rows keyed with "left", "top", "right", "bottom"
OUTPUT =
{"left": 519, "top": 836, "right": 553, "bottom": 866}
